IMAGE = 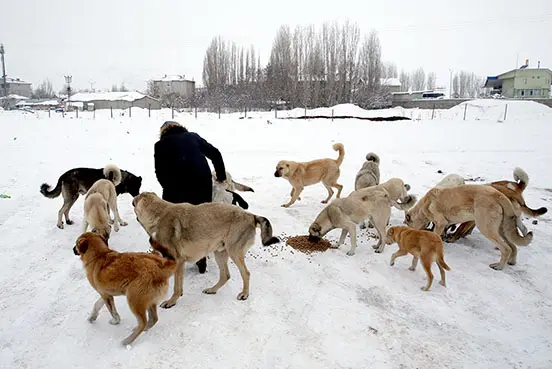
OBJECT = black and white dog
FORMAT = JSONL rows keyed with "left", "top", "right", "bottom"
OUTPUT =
{"left": 211, "top": 171, "right": 254, "bottom": 209}
{"left": 40, "top": 165, "right": 142, "bottom": 229}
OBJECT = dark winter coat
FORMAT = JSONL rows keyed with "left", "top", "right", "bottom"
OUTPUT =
{"left": 154, "top": 125, "right": 226, "bottom": 204}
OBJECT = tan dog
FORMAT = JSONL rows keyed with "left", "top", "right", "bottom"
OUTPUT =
{"left": 82, "top": 193, "right": 111, "bottom": 241}
{"left": 386, "top": 226, "right": 450, "bottom": 291}
{"left": 446, "top": 167, "right": 547, "bottom": 242}
{"left": 84, "top": 164, "right": 127, "bottom": 232}
{"left": 73, "top": 232, "right": 176, "bottom": 346}
{"left": 274, "top": 143, "right": 345, "bottom": 207}
{"left": 308, "top": 178, "right": 416, "bottom": 255}
{"left": 132, "top": 192, "right": 280, "bottom": 308}
{"left": 404, "top": 184, "right": 533, "bottom": 270}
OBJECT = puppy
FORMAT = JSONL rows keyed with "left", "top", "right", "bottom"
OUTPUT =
{"left": 386, "top": 226, "right": 450, "bottom": 291}
{"left": 274, "top": 143, "right": 345, "bottom": 207}
{"left": 73, "top": 232, "right": 176, "bottom": 346}
{"left": 82, "top": 193, "right": 111, "bottom": 241}
{"left": 354, "top": 152, "right": 380, "bottom": 191}
{"left": 212, "top": 180, "right": 249, "bottom": 209}
{"left": 213, "top": 170, "right": 255, "bottom": 193}
{"left": 85, "top": 164, "right": 127, "bottom": 232}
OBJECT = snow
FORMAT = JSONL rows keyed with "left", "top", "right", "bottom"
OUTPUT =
{"left": 0, "top": 94, "right": 29, "bottom": 101}
{"left": 380, "top": 78, "right": 401, "bottom": 87}
{"left": 69, "top": 91, "right": 150, "bottom": 102}
{"left": 1, "top": 100, "right": 552, "bottom": 369}
{"left": 152, "top": 74, "right": 193, "bottom": 82}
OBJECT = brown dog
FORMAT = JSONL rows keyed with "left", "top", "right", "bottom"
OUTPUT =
{"left": 404, "top": 184, "right": 533, "bottom": 270}
{"left": 274, "top": 143, "right": 345, "bottom": 207}
{"left": 386, "top": 226, "right": 450, "bottom": 291}
{"left": 73, "top": 232, "right": 176, "bottom": 346}
{"left": 445, "top": 167, "right": 547, "bottom": 242}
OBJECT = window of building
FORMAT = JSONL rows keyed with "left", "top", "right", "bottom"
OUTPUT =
{"left": 530, "top": 90, "right": 533, "bottom": 95}
{"left": 524, "top": 78, "right": 527, "bottom": 84}
{"left": 521, "top": 90, "right": 525, "bottom": 96}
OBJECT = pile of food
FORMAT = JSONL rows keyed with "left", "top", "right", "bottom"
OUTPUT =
{"left": 285, "top": 235, "right": 333, "bottom": 254}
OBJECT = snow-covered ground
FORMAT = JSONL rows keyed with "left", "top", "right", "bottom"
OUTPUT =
{"left": 1, "top": 100, "right": 551, "bottom": 369}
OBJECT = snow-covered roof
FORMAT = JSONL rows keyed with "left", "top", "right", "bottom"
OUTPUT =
{"left": 152, "top": 74, "right": 194, "bottom": 82}
{"left": 380, "top": 78, "right": 401, "bottom": 87}
{"left": 16, "top": 99, "right": 59, "bottom": 106}
{"left": 0, "top": 94, "right": 29, "bottom": 100}
{"left": 69, "top": 91, "right": 151, "bottom": 102}
{"left": 4, "top": 77, "right": 31, "bottom": 85}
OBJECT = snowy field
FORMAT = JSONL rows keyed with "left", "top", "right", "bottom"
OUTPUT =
{"left": 1, "top": 100, "right": 552, "bottom": 369}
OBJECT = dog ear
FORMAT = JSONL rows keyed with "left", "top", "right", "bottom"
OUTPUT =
{"left": 76, "top": 237, "right": 89, "bottom": 254}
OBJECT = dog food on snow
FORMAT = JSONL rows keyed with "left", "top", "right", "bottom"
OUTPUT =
{"left": 285, "top": 235, "right": 332, "bottom": 254}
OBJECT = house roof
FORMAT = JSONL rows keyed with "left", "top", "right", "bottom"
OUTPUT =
{"left": 380, "top": 77, "right": 401, "bottom": 87}
{"left": 0, "top": 94, "right": 29, "bottom": 100}
{"left": 4, "top": 77, "right": 31, "bottom": 85}
{"left": 69, "top": 91, "right": 156, "bottom": 102}
{"left": 152, "top": 74, "right": 194, "bottom": 83}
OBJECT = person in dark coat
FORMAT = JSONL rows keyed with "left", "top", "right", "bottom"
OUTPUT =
{"left": 154, "top": 121, "right": 227, "bottom": 274}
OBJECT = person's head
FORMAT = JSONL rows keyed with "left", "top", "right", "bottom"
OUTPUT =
{"left": 159, "top": 121, "right": 188, "bottom": 138}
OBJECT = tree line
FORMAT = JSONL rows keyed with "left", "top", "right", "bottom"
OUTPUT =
{"left": 199, "top": 19, "right": 486, "bottom": 111}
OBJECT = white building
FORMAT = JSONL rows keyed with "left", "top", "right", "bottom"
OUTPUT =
{"left": 1, "top": 77, "right": 32, "bottom": 98}
{"left": 150, "top": 75, "right": 195, "bottom": 100}
{"left": 69, "top": 91, "right": 161, "bottom": 110}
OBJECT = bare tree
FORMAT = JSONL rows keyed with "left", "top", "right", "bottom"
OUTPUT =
{"left": 399, "top": 70, "right": 411, "bottom": 92}
{"left": 426, "top": 72, "right": 436, "bottom": 90}
{"left": 111, "top": 84, "right": 119, "bottom": 92}
{"left": 382, "top": 62, "right": 398, "bottom": 78}
{"left": 411, "top": 67, "right": 426, "bottom": 91}
{"left": 32, "top": 79, "right": 56, "bottom": 99}
{"left": 452, "top": 74, "right": 459, "bottom": 97}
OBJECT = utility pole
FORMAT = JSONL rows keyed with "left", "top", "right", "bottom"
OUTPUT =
{"left": 448, "top": 68, "right": 453, "bottom": 99}
{"left": 0, "top": 44, "right": 7, "bottom": 97}
{"left": 64, "top": 75, "right": 72, "bottom": 111}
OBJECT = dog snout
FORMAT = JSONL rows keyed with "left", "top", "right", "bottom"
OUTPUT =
{"left": 73, "top": 246, "right": 79, "bottom": 255}
{"left": 308, "top": 235, "right": 321, "bottom": 243}
{"left": 274, "top": 170, "right": 281, "bottom": 177}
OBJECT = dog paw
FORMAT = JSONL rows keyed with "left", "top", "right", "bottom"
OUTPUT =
{"left": 120, "top": 221, "right": 128, "bottom": 227}
{"left": 489, "top": 263, "right": 504, "bottom": 271}
{"left": 346, "top": 250, "right": 356, "bottom": 256}
{"left": 121, "top": 337, "right": 134, "bottom": 347}
{"left": 114, "top": 226, "right": 120, "bottom": 232}
{"left": 160, "top": 300, "right": 176, "bottom": 309}
{"left": 508, "top": 260, "right": 517, "bottom": 266}
{"left": 374, "top": 248, "right": 384, "bottom": 254}
{"left": 390, "top": 260, "right": 395, "bottom": 266}
{"left": 87, "top": 315, "right": 98, "bottom": 323}
{"left": 408, "top": 266, "right": 416, "bottom": 271}
{"left": 237, "top": 292, "right": 249, "bottom": 300}
{"left": 420, "top": 286, "right": 430, "bottom": 291}
{"left": 109, "top": 317, "right": 120, "bottom": 325}
{"left": 57, "top": 223, "right": 64, "bottom": 229}
{"left": 202, "top": 288, "right": 217, "bottom": 295}
{"left": 66, "top": 219, "right": 74, "bottom": 225}
{"left": 439, "top": 281, "right": 446, "bottom": 287}
{"left": 109, "top": 219, "right": 114, "bottom": 225}
{"left": 359, "top": 223, "right": 367, "bottom": 230}
{"left": 281, "top": 204, "right": 290, "bottom": 208}
{"left": 321, "top": 200, "right": 328, "bottom": 204}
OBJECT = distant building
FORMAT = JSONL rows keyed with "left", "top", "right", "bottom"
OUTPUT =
{"left": 69, "top": 91, "right": 161, "bottom": 110}
{"left": 150, "top": 75, "right": 195, "bottom": 101}
{"left": 0, "top": 94, "right": 29, "bottom": 109}
{"left": 391, "top": 89, "right": 445, "bottom": 103}
{"left": 1, "top": 77, "right": 32, "bottom": 98}
{"left": 15, "top": 98, "right": 60, "bottom": 110}
{"left": 380, "top": 78, "right": 402, "bottom": 93}
{"left": 484, "top": 66, "right": 552, "bottom": 98}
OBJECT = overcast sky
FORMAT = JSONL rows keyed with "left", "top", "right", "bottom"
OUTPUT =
{"left": 2, "top": 0, "right": 551, "bottom": 93}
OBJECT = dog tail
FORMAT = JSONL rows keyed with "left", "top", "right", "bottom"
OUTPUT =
{"left": 365, "top": 152, "right": 380, "bottom": 164}
{"left": 40, "top": 178, "right": 63, "bottom": 198}
{"left": 254, "top": 216, "right": 280, "bottom": 246}
{"left": 232, "top": 180, "right": 254, "bottom": 192}
{"left": 228, "top": 190, "right": 249, "bottom": 209}
{"left": 521, "top": 204, "right": 548, "bottom": 217}
{"left": 103, "top": 164, "right": 122, "bottom": 186}
{"left": 513, "top": 167, "right": 529, "bottom": 192}
{"left": 395, "top": 194, "right": 417, "bottom": 211}
{"left": 436, "top": 249, "right": 451, "bottom": 271}
{"left": 333, "top": 143, "right": 345, "bottom": 166}
{"left": 497, "top": 194, "right": 533, "bottom": 246}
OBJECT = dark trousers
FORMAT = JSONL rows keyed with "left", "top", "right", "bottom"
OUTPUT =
{"left": 162, "top": 183, "right": 212, "bottom": 274}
